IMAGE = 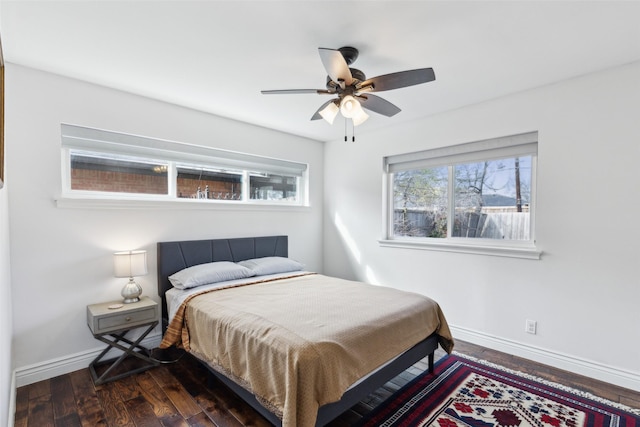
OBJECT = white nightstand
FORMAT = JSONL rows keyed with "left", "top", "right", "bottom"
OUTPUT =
{"left": 87, "top": 296, "right": 159, "bottom": 385}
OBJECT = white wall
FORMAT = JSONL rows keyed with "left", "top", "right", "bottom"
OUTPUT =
{"left": 6, "top": 64, "right": 324, "bottom": 381}
{"left": 324, "top": 61, "right": 640, "bottom": 390}
{"left": 1, "top": 177, "right": 13, "bottom": 427}
{"left": 5, "top": 57, "right": 639, "bottom": 399}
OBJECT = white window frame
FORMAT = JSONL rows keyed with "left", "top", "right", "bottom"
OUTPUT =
{"left": 380, "top": 132, "right": 541, "bottom": 259}
{"left": 59, "top": 124, "right": 309, "bottom": 208}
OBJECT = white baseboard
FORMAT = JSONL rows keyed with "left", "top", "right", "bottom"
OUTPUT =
{"left": 450, "top": 324, "right": 640, "bottom": 392}
{"left": 14, "top": 333, "right": 162, "bottom": 388}
{"left": 7, "top": 370, "right": 16, "bottom": 427}
{"left": 12, "top": 327, "right": 640, "bottom": 393}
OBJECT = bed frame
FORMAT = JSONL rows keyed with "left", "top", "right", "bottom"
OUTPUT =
{"left": 157, "top": 235, "right": 439, "bottom": 427}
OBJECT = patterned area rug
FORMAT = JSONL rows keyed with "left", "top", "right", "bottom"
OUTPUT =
{"left": 356, "top": 353, "right": 639, "bottom": 427}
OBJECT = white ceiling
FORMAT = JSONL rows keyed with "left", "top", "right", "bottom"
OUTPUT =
{"left": 1, "top": 1, "right": 639, "bottom": 142}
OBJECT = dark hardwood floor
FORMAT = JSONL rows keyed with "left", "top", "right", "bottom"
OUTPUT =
{"left": 14, "top": 340, "right": 640, "bottom": 427}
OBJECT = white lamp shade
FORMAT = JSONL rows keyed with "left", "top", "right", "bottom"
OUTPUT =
{"left": 319, "top": 102, "right": 340, "bottom": 124}
{"left": 340, "top": 95, "right": 360, "bottom": 118}
{"left": 113, "top": 250, "right": 148, "bottom": 278}
{"left": 352, "top": 109, "right": 369, "bottom": 126}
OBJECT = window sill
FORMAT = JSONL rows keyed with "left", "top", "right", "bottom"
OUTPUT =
{"left": 378, "top": 238, "right": 541, "bottom": 259}
{"left": 55, "top": 196, "right": 311, "bottom": 212}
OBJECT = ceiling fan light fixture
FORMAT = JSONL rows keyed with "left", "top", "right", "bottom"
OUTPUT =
{"left": 340, "top": 95, "right": 361, "bottom": 118}
{"left": 319, "top": 101, "right": 340, "bottom": 124}
{"left": 352, "top": 109, "right": 369, "bottom": 126}
{"left": 261, "top": 47, "right": 436, "bottom": 130}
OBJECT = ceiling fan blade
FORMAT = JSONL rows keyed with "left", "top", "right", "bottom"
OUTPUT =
{"left": 318, "top": 48, "right": 353, "bottom": 86}
{"left": 261, "top": 89, "right": 334, "bottom": 95}
{"left": 357, "top": 68, "right": 435, "bottom": 92}
{"left": 311, "top": 99, "right": 337, "bottom": 120}
{"left": 358, "top": 94, "right": 402, "bottom": 117}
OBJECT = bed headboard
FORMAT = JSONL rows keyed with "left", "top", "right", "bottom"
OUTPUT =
{"left": 157, "top": 235, "right": 288, "bottom": 327}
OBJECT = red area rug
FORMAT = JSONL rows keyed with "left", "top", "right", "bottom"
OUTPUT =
{"left": 356, "top": 353, "right": 639, "bottom": 427}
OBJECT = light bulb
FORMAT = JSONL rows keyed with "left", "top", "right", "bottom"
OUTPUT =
{"left": 340, "top": 95, "right": 360, "bottom": 118}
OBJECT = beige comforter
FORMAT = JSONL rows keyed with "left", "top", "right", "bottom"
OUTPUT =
{"left": 160, "top": 273, "right": 453, "bottom": 427}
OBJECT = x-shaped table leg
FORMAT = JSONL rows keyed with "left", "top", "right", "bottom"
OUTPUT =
{"left": 89, "top": 321, "right": 159, "bottom": 385}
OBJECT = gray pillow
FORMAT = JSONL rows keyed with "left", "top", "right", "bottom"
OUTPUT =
{"left": 238, "top": 256, "right": 304, "bottom": 276}
{"left": 169, "top": 261, "right": 255, "bottom": 289}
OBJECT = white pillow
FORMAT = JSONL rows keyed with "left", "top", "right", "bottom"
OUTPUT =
{"left": 237, "top": 256, "right": 304, "bottom": 276}
{"left": 169, "top": 261, "right": 255, "bottom": 290}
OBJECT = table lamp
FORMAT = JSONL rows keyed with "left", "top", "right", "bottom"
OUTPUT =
{"left": 113, "top": 250, "right": 148, "bottom": 303}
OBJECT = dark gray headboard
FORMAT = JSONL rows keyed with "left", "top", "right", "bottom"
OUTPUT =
{"left": 157, "top": 235, "right": 288, "bottom": 327}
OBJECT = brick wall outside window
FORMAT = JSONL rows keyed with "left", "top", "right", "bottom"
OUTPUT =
{"left": 71, "top": 169, "right": 167, "bottom": 194}
{"left": 71, "top": 169, "right": 241, "bottom": 199}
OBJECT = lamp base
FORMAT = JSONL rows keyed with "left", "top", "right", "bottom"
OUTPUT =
{"left": 121, "top": 278, "right": 143, "bottom": 304}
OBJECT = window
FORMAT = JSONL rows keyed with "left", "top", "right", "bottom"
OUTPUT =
{"left": 61, "top": 124, "right": 308, "bottom": 206}
{"left": 0, "top": 43, "right": 4, "bottom": 189}
{"left": 382, "top": 132, "right": 540, "bottom": 259}
{"left": 176, "top": 164, "right": 242, "bottom": 200}
{"left": 70, "top": 151, "right": 169, "bottom": 195}
{"left": 250, "top": 172, "right": 298, "bottom": 201}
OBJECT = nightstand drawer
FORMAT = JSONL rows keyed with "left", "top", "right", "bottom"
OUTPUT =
{"left": 96, "top": 306, "right": 157, "bottom": 333}
{"left": 87, "top": 297, "right": 159, "bottom": 335}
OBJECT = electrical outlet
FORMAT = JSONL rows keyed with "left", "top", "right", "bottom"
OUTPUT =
{"left": 525, "top": 319, "right": 537, "bottom": 334}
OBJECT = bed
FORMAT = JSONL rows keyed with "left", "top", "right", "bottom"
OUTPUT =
{"left": 157, "top": 235, "right": 453, "bottom": 427}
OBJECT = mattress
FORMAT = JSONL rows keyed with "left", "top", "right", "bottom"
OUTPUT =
{"left": 161, "top": 272, "right": 453, "bottom": 427}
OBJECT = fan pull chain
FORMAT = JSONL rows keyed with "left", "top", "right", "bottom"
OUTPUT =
{"left": 352, "top": 120, "right": 356, "bottom": 142}
{"left": 344, "top": 119, "right": 348, "bottom": 142}
{"left": 343, "top": 119, "right": 357, "bottom": 142}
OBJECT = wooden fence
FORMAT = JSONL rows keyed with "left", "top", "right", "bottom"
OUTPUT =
{"left": 394, "top": 209, "right": 530, "bottom": 240}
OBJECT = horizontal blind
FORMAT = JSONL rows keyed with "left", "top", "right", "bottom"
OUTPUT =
{"left": 61, "top": 124, "right": 308, "bottom": 177}
{"left": 385, "top": 131, "right": 538, "bottom": 173}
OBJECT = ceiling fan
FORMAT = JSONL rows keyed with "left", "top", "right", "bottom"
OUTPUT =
{"left": 261, "top": 46, "right": 435, "bottom": 127}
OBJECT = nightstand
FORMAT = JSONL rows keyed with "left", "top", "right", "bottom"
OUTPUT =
{"left": 87, "top": 296, "right": 159, "bottom": 385}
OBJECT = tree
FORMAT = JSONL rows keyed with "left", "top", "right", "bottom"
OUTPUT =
{"left": 391, "top": 156, "right": 532, "bottom": 240}
{"left": 454, "top": 160, "right": 508, "bottom": 237}
{"left": 454, "top": 160, "right": 508, "bottom": 210}
{"left": 515, "top": 157, "right": 522, "bottom": 212}
{"left": 393, "top": 169, "right": 447, "bottom": 237}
